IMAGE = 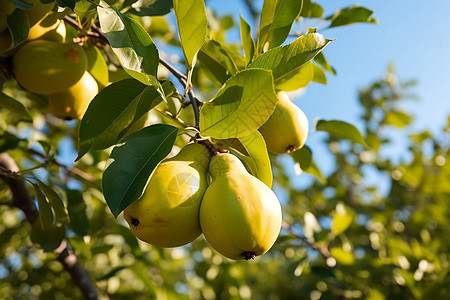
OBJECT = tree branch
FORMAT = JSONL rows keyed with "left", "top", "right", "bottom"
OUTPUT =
{"left": 282, "top": 221, "right": 335, "bottom": 266}
{"left": 28, "top": 149, "right": 98, "bottom": 184}
{"left": 64, "top": 15, "right": 203, "bottom": 129}
{"left": 0, "top": 153, "right": 98, "bottom": 300}
{"left": 0, "top": 153, "right": 39, "bottom": 224}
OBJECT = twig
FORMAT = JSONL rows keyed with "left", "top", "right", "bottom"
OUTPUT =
{"left": 0, "top": 153, "right": 98, "bottom": 300}
{"left": 282, "top": 221, "right": 334, "bottom": 264}
{"left": 64, "top": 15, "right": 203, "bottom": 130}
{"left": 28, "top": 149, "right": 97, "bottom": 184}
{"left": 157, "top": 57, "right": 202, "bottom": 128}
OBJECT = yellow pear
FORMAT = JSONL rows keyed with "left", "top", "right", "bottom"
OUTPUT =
{"left": 13, "top": 40, "right": 87, "bottom": 95}
{"left": 0, "top": 0, "right": 16, "bottom": 33}
{"left": 199, "top": 153, "right": 282, "bottom": 260}
{"left": 28, "top": 11, "right": 66, "bottom": 42}
{"left": 259, "top": 91, "right": 309, "bottom": 154}
{"left": 48, "top": 71, "right": 98, "bottom": 120}
{"left": 124, "top": 143, "right": 211, "bottom": 247}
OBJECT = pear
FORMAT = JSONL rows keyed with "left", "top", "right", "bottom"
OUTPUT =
{"left": 48, "top": 71, "right": 98, "bottom": 120}
{"left": 13, "top": 40, "right": 87, "bottom": 95}
{"left": 124, "top": 143, "right": 211, "bottom": 247}
{"left": 199, "top": 153, "right": 282, "bottom": 260}
{"left": 259, "top": 91, "right": 309, "bottom": 154}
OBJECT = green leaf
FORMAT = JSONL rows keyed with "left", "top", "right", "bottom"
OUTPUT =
{"left": 240, "top": 15, "right": 255, "bottom": 65}
{"left": 128, "top": 0, "right": 173, "bottom": 17}
{"left": 314, "top": 52, "right": 336, "bottom": 75}
{"left": 68, "top": 236, "right": 91, "bottom": 259}
{"left": 257, "top": 0, "right": 303, "bottom": 53}
{"left": 326, "top": 5, "right": 377, "bottom": 28}
{"left": 66, "top": 190, "right": 89, "bottom": 236}
{"left": 301, "top": 0, "right": 324, "bottom": 18}
{"left": 330, "top": 247, "right": 354, "bottom": 265}
{"left": 216, "top": 131, "right": 273, "bottom": 188}
{"left": 130, "top": 262, "right": 157, "bottom": 295}
{"left": 197, "top": 39, "right": 238, "bottom": 86}
{"left": 37, "top": 140, "right": 53, "bottom": 159}
{"left": 238, "top": 131, "right": 273, "bottom": 188}
{"left": 249, "top": 30, "right": 332, "bottom": 85}
{"left": 30, "top": 222, "right": 66, "bottom": 252}
{"left": 0, "top": 92, "right": 32, "bottom": 121}
{"left": 311, "top": 63, "right": 327, "bottom": 85}
{"left": 316, "top": 119, "right": 367, "bottom": 147}
{"left": 97, "top": 6, "right": 159, "bottom": 86}
{"left": 199, "top": 69, "right": 277, "bottom": 139}
{"left": 173, "top": 0, "right": 207, "bottom": 71}
{"left": 33, "top": 184, "right": 54, "bottom": 230}
{"left": 291, "top": 146, "right": 326, "bottom": 183}
{"left": 102, "top": 124, "right": 178, "bottom": 217}
{"left": 114, "top": 224, "right": 143, "bottom": 257}
{"left": 55, "top": 0, "right": 76, "bottom": 10}
{"left": 0, "top": 132, "right": 23, "bottom": 152}
{"left": 36, "top": 180, "right": 70, "bottom": 225}
{"left": 77, "top": 79, "right": 165, "bottom": 160}
{"left": 85, "top": 44, "right": 109, "bottom": 87}
{"left": 98, "top": 266, "right": 128, "bottom": 281}
{"left": 275, "top": 61, "right": 314, "bottom": 91}
{"left": 331, "top": 203, "right": 354, "bottom": 235}
{"left": 385, "top": 110, "right": 412, "bottom": 128}
{"left": 4, "top": 9, "right": 29, "bottom": 52}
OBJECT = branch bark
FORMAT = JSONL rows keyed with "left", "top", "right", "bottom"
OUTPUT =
{"left": 0, "top": 153, "right": 98, "bottom": 300}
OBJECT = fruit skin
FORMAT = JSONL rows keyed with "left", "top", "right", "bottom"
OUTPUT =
{"left": 259, "top": 91, "right": 309, "bottom": 154}
{"left": 48, "top": 71, "right": 98, "bottom": 120}
{"left": 199, "top": 153, "right": 282, "bottom": 260}
{"left": 13, "top": 40, "right": 87, "bottom": 95}
{"left": 124, "top": 143, "right": 211, "bottom": 247}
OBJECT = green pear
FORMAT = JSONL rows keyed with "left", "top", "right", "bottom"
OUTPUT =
{"left": 259, "top": 91, "right": 309, "bottom": 154}
{"left": 124, "top": 143, "right": 211, "bottom": 247}
{"left": 199, "top": 153, "right": 282, "bottom": 260}
{"left": 13, "top": 40, "right": 87, "bottom": 95}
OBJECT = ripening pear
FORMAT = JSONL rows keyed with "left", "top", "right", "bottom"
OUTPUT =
{"left": 13, "top": 40, "right": 87, "bottom": 95}
{"left": 199, "top": 153, "right": 282, "bottom": 260}
{"left": 124, "top": 143, "right": 211, "bottom": 247}
{"left": 259, "top": 91, "right": 309, "bottom": 154}
{"left": 48, "top": 71, "right": 98, "bottom": 120}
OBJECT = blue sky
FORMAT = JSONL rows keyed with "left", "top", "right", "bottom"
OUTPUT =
{"left": 205, "top": 0, "right": 450, "bottom": 191}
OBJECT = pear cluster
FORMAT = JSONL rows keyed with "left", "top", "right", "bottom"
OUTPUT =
{"left": 123, "top": 143, "right": 282, "bottom": 260}
{"left": 124, "top": 89, "right": 310, "bottom": 260}
{"left": 1, "top": 0, "right": 98, "bottom": 120}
